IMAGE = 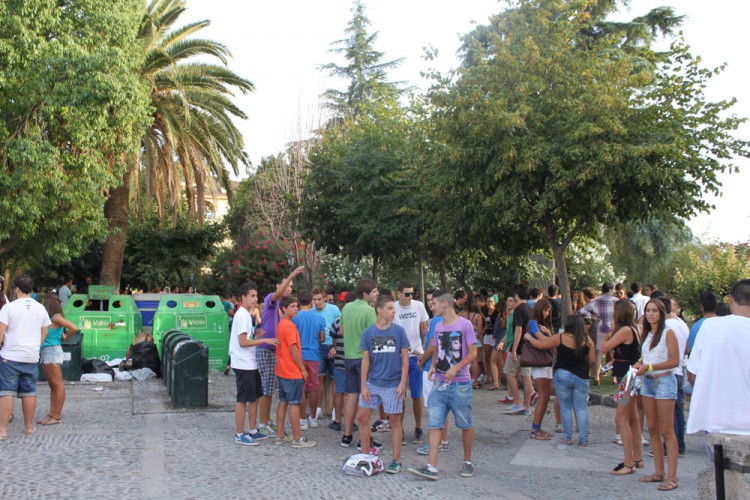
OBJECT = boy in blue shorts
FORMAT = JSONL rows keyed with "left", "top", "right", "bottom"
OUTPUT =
{"left": 357, "top": 295, "right": 409, "bottom": 473}
{"left": 409, "top": 289, "right": 477, "bottom": 480}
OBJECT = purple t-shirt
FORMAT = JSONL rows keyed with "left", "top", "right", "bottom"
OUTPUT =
{"left": 259, "top": 293, "right": 280, "bottom": 350}
{"left": 432, "top": 316, "right": 477, "bottom": 383}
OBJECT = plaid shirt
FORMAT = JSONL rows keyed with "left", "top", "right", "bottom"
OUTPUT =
{"left": 583, "top": 294, "right": 620, "bottom": 335}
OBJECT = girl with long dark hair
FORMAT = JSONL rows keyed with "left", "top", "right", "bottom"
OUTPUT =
{"left": 526, "top": 314, "right": 595, "bottom": 446}
{"left": 601, "top": 300, "right": 644, "bottom": 474}
{"left": 636, "top": 299, "right": 680, "bottom": 491}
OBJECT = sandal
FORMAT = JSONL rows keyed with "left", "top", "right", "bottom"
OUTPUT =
{"left": 634, "top": 458, "right": 645, "bottom": 468}
{"left": 639, "top": 473, "right": 665, "bottom": 483}
{"left": 487, "top": 385, "right": 500, "bottom": 391}
{"left": 473, "top": 383, "right": 482, "bottom": 390}
{"left": 611, "top": 462, "right": 636, "bottom": 475}
{"left": 530, "top": 429, "right": 551, "bottom": 441}
{"left": 539, "top": 429, "right": 554, "bottom": 438}
{"left": 37, "top": 415, "right": 61, "bottom": 426}
{"left": 657, "top": 479, "right": 678, "bottom": 491}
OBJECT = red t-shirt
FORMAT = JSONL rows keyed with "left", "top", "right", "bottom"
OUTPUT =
{"left": 275, "top": 317, "right": 303, "bottom": 379}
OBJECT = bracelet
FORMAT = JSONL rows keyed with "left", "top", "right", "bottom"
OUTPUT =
{"left": 647, "top": 364, "right": 654, "bottom": 372}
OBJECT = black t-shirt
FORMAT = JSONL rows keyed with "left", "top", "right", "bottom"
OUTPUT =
{"left": 512, "top": 302, "right": 531, "bottom": 354}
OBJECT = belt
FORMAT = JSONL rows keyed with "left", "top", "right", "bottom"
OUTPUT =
{"left": 644, "top": 371, "right": 671, "bottom": 379}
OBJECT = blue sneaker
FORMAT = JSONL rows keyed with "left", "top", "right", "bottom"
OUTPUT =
{"left": 247, "top": 429, "right": 269, "bottom": 441}
{"left": 235, "top": 433, "right": 260, "bottom": 446}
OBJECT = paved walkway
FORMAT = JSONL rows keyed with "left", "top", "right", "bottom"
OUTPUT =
{"left": 0, "top": 375, "right": 705, "bottom": 498}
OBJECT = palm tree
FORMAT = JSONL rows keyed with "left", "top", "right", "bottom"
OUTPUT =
{"left": 100, "top": 0, "right": 254, "bottom": 287}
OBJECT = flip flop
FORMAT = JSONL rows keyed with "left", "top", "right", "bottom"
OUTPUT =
{"left": 639, "top": 473, "right": 665, "bottom": 483}
{"left": 24, "top": 427, "right": 36, "bottom": 436}
{"left": 486, "top": 385, "right": 500, "bottom": 391}
{"left": 657, "top": 479, "right": 678, "bottom": 491}
{"left": 37, "top": 415, "right": 61, "bottom": 426}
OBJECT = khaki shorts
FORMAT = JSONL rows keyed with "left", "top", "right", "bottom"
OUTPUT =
{"left": 503, "top": 351, "right": 532, "bottom": 377}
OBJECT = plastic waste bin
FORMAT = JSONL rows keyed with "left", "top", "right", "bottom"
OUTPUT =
{"left": 162, "top": 330, "right": 189, "bottom": 389}
{"left": 169, "top": 338, "right": 208, "bottom": 408}
{"left": 64, "top": 287, "right": 142, "bottom": 362}
{"left": 38, "top": 332, "right": 83, "bottom": 382}
{"left": 153, "top": 295, "right": 229, "bottom": 371}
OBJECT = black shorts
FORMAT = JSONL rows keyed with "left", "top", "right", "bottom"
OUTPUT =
{"left": 234, "top": 368, "right": 262, "bottom": 403}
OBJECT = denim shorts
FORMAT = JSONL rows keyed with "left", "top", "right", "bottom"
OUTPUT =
{"left": 40, "top": 345, "right": 64, "bottom": 365}
{"left": 333, "top": 368, "right": 346, "bottom": 394}
{"left": 344, "top": 359, "right": 362, "bottom": 394}
{"left": 0, "top": 357, "right": 38, "bottom": 397}
{"left": 359, "top": 383, "right": 403, "bottom": 414}
{"left": 427, "top": 380, "right": 473, "bottom": 430}
{"left": 531, "top": 366, "right": 553, "bottom": 380}
{"left": 277, "top": 376, "right": 304, "bottom": 404}
{"left": 408, "top": 356, "right": 423, "bottom": 399}
{"left": 639, "top": 372, "right": 677, "bottom": 400}
{"left": 319, "top": 345, "right": 335, "bottom": 377}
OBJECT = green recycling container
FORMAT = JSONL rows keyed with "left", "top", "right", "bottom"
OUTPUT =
{"left": 38, "top": 332, "right": 83, "bottom": 382}
{"left": 162, "top": 331, "right": 189, "bottom": 390}
{"left": 63, "top": 286, "right": 142, "bottom": 363}
{"left": 152, "top": 295, "right": 229, "bottom": 371}
{"left": 170, "top": 339, "right": 208, "bottom": 408}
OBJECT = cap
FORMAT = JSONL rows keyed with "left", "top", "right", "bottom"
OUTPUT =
{"left": 338, "top": 291, "right": 348, "bottom": 302}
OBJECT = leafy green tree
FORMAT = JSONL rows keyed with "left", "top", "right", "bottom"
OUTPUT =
{"left": 668, "top": 242, "right": 750, "bottom": 321}
{"left": 100, "top": 0, "right": 254, "bottom": 288}
{"left": 0, "top": 0, "right": 151, "bottom": 273}
{"left": 321, "top": 0, "right": 402, "bottom": 118}
{"left": 604, "top": 218, "right": 693, "bottom": 283}
{"left": 427, "top": 0, "right": 749, "bottom": 316}
{"left": 121, "top": 215, "right": 226, "bottom": 292}
{"left": 302, "top": 92, "right": 422, "bottom": 279}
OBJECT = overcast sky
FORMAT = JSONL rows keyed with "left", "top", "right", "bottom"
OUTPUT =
{"left": 182, "top": 0, "right": 750, "bottom": 244}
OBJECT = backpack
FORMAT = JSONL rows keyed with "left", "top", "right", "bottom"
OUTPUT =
{"left": 342, "top": 453, "right": 384, "bottom": 477}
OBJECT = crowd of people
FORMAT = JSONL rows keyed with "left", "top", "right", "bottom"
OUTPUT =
{"left": 1, "top": 269, "right": 748, "bottom": 491}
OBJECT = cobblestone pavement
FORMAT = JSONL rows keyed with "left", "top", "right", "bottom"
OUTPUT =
{"left": 0, "top": 375, "right": 706, "bottom": 499}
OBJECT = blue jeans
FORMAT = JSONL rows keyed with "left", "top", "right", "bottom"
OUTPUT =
{"left": 674, "top": 374, "right": 686, "bottom": 453}
{"left": 554, "top": 369, "right": 589, "bottom": 444}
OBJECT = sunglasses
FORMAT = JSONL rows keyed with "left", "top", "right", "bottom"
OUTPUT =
{"left": 403, "top": 292, "right": 415, "bottom": 297}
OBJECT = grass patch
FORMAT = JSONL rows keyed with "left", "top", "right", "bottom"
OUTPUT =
{"left": 589, "top": 374, "right": 618, "bottom": 394}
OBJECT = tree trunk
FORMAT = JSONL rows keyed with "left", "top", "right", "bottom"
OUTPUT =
{"left": 100, "top": 170, "right": 131, "bottom": 291}
{"left": 438, "top": 258, "right": 447, "bottom": 289}
{"left": 372, "top": 254, "right": 379, "bottom": 282}
{"left": 551, "top": 243, "right": 573, "bottom": 320}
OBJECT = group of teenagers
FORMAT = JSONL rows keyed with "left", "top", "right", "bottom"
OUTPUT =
{"left": 225, "top": 266, "right": 721, "bottom": 491}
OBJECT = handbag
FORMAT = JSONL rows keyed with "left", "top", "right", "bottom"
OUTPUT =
{"left": 614, "top": 366, "right": 641, "bottom": 406}
{"left": 519, "top": 339, "right": 553, "bottom": 367}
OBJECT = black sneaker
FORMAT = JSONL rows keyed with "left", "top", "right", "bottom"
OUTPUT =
{"left": 356, "top": 438, "right": 383, "bottom": 450}
{"left": 328, "top": 421, "right": 342, "bottom": 431}
{"left": 341, "top": 435, "right": 353, "bottom": 448}
{"left": 412, "top": 428, "right": 424, "bottom": 444}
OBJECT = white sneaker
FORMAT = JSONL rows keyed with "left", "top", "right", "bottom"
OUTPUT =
{"left": 309, "top": 417, "right": 319, "bottom": 428}
{"left": 315, "top": 407, "right": 323, "bottom": 420}
{"left": 613, "top": 434, "right": 622, "bottom": 445}
{"left": 300, "top": 419, "right": 309, "bottom": 431}
{"left": 642, "top": 437, "right": 650, "bottom": 447}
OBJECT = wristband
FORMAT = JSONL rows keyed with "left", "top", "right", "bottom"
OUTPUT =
{"left": 647, "top": 364, "right": 653, "bottom": 372}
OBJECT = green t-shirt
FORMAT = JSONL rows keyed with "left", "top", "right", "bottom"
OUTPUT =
{"left": 504, "top": 311, "right": 514, "bottom": 352}
{"left": 342, "top": 299, "right": 377, "bottom": 360}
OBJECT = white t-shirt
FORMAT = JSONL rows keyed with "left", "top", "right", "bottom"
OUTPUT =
{"left": 687, "top": 315, "right": 750, "bottom": 435}
{"left": 393, "top": 300, "right": 429, "bottom": 356}
{"left": 59, "top": 285, "right": 72, "bottom": 306}
{"left": 666, "top": 317, "right": 689, "bottom": 376}
{"left": 0, "top": 298, "right": 52, "bottom": 363}
{"left": 229, "top": 306, "right": 257, "bottom": 370}
{"left": 630, "top": 293, "right": 649, "bottom": 319}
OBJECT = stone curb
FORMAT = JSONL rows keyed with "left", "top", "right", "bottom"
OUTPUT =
{"left": 588, "top": 390, "right": 617, "bottom": 408}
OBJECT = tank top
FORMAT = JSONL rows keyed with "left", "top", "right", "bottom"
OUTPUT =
{"left": 554, "top": 337, "right": 590, "bottom": 380}
{"left": 642, "top": 328, "right": 670, "bottom": 375}
{"left": 42, "top": 324, "right": 64, "bottom": 348}
{"left": 614, "top": 327, "right": 640, "bottom": 364}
